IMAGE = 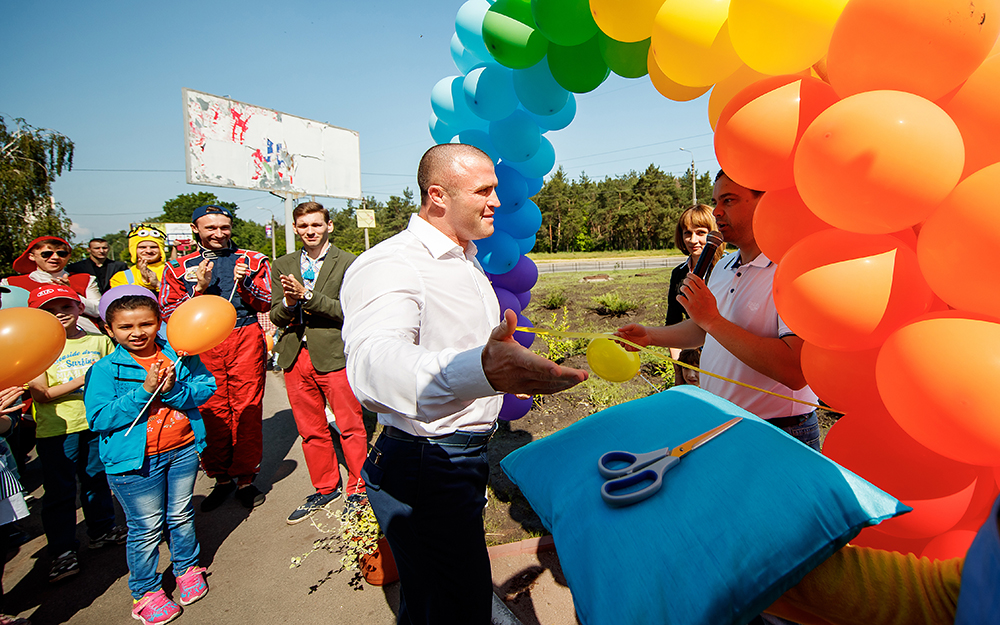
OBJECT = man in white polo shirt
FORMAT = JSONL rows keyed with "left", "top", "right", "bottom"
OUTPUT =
{"left": 616, "top": 170, "right": 820, "bottom": 449}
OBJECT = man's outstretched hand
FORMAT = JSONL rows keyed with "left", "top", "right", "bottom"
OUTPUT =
{"left": 482, "top": 310, "right": 588, "bottom": 395}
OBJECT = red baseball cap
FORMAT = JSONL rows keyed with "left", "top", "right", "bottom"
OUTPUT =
{"left": 12, "top": 236, "right": 72, "bottom": 274}
{"left": 28, "top": 285, "right": 81, "bottom": 309}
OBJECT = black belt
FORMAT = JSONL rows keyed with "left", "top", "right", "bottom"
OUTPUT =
{"left": 383, "top": 424, "right": 496, "bottom": 447}
{"left": 767, "top": 412, "right": 815, "bottom": 429}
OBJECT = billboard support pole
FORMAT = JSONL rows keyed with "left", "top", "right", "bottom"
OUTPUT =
{"left": 285, "top": 194, "right": 296, "bottom": 253}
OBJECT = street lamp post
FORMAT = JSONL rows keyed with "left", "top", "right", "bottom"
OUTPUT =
{"left": 679, "top": 147, "right": 696, "bottom": 205}
{"left": 258, "top": 207, "right": 278, "bottom": 260}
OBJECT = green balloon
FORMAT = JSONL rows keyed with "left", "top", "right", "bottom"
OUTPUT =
{"left": 598, "top": 33, "right": 650, "bottom": 79}
{"left": 547, "top": 35, "right": 611, "bottom": 94}
{"left": 482, "top": 0, "right": 550, "bottom": 70}
{"left": 531, "top": 0, "right": 598, "bottom": 47}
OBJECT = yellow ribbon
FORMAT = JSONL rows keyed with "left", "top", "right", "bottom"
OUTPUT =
{"left": 516, "top": 326, "right": 840, "bottom": 415}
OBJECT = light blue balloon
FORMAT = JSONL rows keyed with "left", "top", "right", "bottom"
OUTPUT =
{"left": 431, "top": 76, "right": 485, "bottom": 130}
{"left": 429, "top": 113, "right": 457, "bottom": 145}
{"left": 489, "top": 110, "right": 541, "bottom": 163}
{"left": 513, "top": 234, "right": 536, "bottom": 255}
{"left": 458, "top": 129, "right": 501, "bottom": 164}
{"left": 508, "top": 136, "right": 555, "bottom": 179}
{"left": 494, "top": 199, "right": 542, "bottom": 239}
{"left": 475, "top": 230, "right": 520, "bottom": 274}
{"left": 464, "top": 65, "right": 519, "bottom": 122}
{"left": 526, "top": 92, "right": 576, "bottom": 131}
{"left": 513, "top": 60, "right": 570, "bottom": 116}
{"left": 0, "top": 285, "right": 30, "bottom": 309}
{"left": 495, "top": 163, "right": 528, "bottom": 214}
{"left": 456, "top": 0, "right": 492, "bottom": 61}
{"left": 524, "top": 175, "right": 544, "bottom": 196}
{"left": 451, "top": 33, "right": 490, "bottom": 75}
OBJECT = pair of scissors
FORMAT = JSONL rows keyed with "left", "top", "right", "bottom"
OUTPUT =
{"left": 598, "top": 417, "right": 742, "bottom": 507}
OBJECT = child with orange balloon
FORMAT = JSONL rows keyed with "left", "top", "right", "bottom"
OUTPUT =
{"left": 84, "top": 294, "right": 217, "bottom": 624}
{"left": 24, "top": 285, "right": 123, "bottom": 585}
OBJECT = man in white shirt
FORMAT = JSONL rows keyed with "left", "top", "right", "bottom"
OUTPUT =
{"left": 341, "top": 143, "right": 587, "bottom": 625}
{"left": 616, "top": 171, "right": 821, "bottom": 449}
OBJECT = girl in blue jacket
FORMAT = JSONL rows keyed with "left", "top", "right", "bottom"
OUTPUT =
{"left": 85, "top": 295, "right": 216, "bottom": 625}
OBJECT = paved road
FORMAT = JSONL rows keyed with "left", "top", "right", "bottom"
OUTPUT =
{"left": 5, "top": 372, "right": 399, "bottom": 625}
{"left": 533, "top": 256, "right": 684, "bottom": 274}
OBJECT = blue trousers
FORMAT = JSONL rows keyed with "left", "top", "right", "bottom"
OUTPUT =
{"left": 108, "top": 443, "right": 202, "bottom": 599}
{"left": 36, "top": 430, "right": 116, "bottom": 555}
{"left": 362, "top": 432, "right": 492, "bottom": 625}
{"left": 780, "top": 412, "right": 822, "bottom": 451}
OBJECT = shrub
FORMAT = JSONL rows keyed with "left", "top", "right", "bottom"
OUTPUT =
{"left": 540, "top": 290, "right": 568, "bottom": 309}
{"left": 591, "top": 292, "right": 639, "bottom": 316}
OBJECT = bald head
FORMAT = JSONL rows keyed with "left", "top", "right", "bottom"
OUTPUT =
{"left": 418, "top": 144, "right": 493, "bottom": 207}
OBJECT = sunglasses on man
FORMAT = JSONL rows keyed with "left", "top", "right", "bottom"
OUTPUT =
{"left": 39, "top": 250, "right": 71, "bottom": 259}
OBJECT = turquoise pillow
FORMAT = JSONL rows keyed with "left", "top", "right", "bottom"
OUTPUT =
{"left": 500, "top": 386, "right": 909, "bottom": 625}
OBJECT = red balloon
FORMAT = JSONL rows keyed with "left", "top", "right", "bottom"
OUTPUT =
{"left": 0, "top": 308, "right": 67, "bottom": 388}
{"left": 774, "top": 229, "right": 934, "bottom": 350}
{"left": 850, "top": 526, "right": 930, "bottom": 556}
{"left": 918, "top": 163, "right": 1000, "bottom": 319}
{"left": 826, "top": 0, "right": 1000, "bottom": 100}
{"left": 939, "top": 55, "right": 1000, "bottom": 177}
{"left": 921, "top": 530, "right": 978, "bottom": 561}
{"left": 876, "top": 312, "right": 1000, "bottom": 466}
{"left": 166, "top": 295, "right": 237, "bottom": 356}
{"left": 752, "top": 187, "right": 831, "bottom": 263}
{"left": 800, "top": 343, "right": 881, "bottom": 416}
{"left": 715, "top": 76, "right": 838, "bottom": 191}
{"left": 793, "top": 90, "right": 965, "bottom": 234}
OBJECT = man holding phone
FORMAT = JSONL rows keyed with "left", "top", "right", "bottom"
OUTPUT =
{"left": 160, "top": 205, "right": 272, "bottom": 510}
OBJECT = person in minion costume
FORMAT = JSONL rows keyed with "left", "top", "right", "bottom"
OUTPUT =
{"left": 110, "top": 225, "right": 168, "bottom": 294}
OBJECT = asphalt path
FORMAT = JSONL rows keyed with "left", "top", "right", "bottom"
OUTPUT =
{"left": 533, "top": 256, "right": 684, "bottom": 274}
{"left": 4, "top": 372, "right": 400, "bottom": 624}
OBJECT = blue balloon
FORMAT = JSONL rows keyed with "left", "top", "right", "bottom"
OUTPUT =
{"left": 0, "top": 285, "right": 30, "bottom": 309}
{"left": 513, "top": 233, "right": 536, "bottom": 255}
{"left": 499, "top": 393, "right": 532, "bottom": 421}
{"left": 464, "top": 65, "right": 519, "bottom": 121}
{"left": 514, "top": 289, "right": 532, "bottom": 310}
{"left": 527, "top": 93, "right": 577, "bottom": 131}
{"left": 431, "top": 76, "right": 485, "bottom": 130}
{"left": 495, "top": 163, "right": 528, "bottom": 214}
{"left": 455, "top": 0, "right": 492, "bottom": 61}
{"left": 458, "top": 129, "right": 500, "bottom": 163}
{"left": 508, "top": 136, "right": 555, "bottom": 179}
{"left": 513, "top": 313, "right": 535, "bottom": 349}
{"left": 491, "top": 254, "right": 539, "bottom": 292}
{"left": 494, "top": 199, "right": 542, "bottom": 239}
{"left": 451, "top": 33, "right": 490, "bottom": 75}
{"left": 475, "top": 230, "right": 520, "bottom": 274}
{"left": 429, "top": 113, "right": 457, "bottom": 144}
{"left": 494, "top": 286, "right": 522, "bottom": 317}
{"left": 524, "top": 175, "right": 544, "bottom": 196}
{"left": 489, "top": 110, "right": 541, "bottom": 163}
{"left": 513, "top": 60, "right": 570, "bottom": 116}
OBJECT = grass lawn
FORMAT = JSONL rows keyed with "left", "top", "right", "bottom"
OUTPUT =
{"left": 528, "top": 249, "right": 686, "bottom": 261}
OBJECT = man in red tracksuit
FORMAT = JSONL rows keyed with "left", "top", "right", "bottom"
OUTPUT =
{"left": 159, "top": 205, "right": 272, "bottom": 510}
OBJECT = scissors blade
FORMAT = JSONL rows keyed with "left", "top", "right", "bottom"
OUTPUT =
{"left": 669, "top": 417, "right": 742, "bottom": 458}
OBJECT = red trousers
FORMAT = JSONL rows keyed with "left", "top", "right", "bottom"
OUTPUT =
{"left": 283, "top": 346, "right": 367, "bottom": 495}
{"left": 198, "top": 323, "right": 266, "bottom": 486}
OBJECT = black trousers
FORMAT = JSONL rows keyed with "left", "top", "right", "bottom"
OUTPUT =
{"left": 362, "top": 431, "right": 492, "bottom": 625}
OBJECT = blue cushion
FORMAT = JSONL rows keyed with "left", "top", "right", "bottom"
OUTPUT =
{"left": 500, "top": 386, "right": 909, "bottom": 625}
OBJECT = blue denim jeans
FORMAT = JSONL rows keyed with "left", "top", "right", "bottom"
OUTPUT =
{"left": 781, "top": 412, "right": 822, "bottom": 452}
{"left": 36, "top": 430, "right": 116, "bottom": 555}
{"left": 107, "top": 443, "right": 201, "bottom": 599}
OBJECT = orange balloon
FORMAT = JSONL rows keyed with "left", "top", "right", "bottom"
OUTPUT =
{"left": 753, "top": 187, "right": 832, "bottom": 262}
{"left": 800, "top": 343, "right": 880, "bottom": 415}
{"left": 939, "top": 55, "right": 1000, "bottom": 177}
{"left": 707, "top": 64, "right": 770, "bottom": 130}
{"left": 876, "top": 313, "right": 1000, "bottom": 466}
{"left": 921, "top": 530, "right": 978, "bottom": 561}
{"left": 774, "top": 229, "right": 934, "bottom": 351}
{"left": 826, "top": 0, "right": 1000, "bottom": 100}
{"left": 793, "top": 90, "right": 965, "bottom": 234}
{"left": 165, "top": 295, "right": 237, "bottom": 356}
{"left": 715, "top": 76, "right": 839, "bottom": 191}
{"left": 265, "top": 332, "right": 274, "bottom": 353}
{"left": 0, "top": 308, "right": 67, "bottom": 388}
{"left": 918, "top": 163, "right": 1000, "bottom": 319}
{"left": 646, "top": 47, "right": 711, "bottom": 102}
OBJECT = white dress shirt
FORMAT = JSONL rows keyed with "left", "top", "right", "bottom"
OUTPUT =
{"left": 701, "top": 250, "right": 819, "bottom": 419}
{"left": 341, "top": 214, "right": 502, "bottom": 436}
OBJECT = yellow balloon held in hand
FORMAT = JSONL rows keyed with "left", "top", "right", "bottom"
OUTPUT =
{"left": 587, "top": 337, "right": 641, "bottom": 383}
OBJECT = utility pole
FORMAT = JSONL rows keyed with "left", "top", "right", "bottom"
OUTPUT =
{"left": 679, "top": 147, "right": 696, "bottom": 205}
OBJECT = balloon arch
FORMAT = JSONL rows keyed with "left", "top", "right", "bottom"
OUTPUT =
{"left": 427, "top": 0, "right": 1000, "bottom": 560}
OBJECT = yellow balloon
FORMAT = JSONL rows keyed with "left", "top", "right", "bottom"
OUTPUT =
{"left": 650, "top": 0, "right": 743, "bottom": 88}
{"left": 647, "top": 47, "right": 712, "bottom": 101}
{"left": 728, "top": 0, "right": 849, "bottom": 75}
{"left": 707, "top": 63, "right": 769, "bottom": 129}
{"left": 587, "top": 338, "right": 641, "bottom": 383}
{"left": 590, "top": 0, "right": 664, "bottom": 43}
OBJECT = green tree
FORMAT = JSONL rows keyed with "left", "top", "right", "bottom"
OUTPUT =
{"left": 0, "top": 116, "right": 76, "bottom": 275}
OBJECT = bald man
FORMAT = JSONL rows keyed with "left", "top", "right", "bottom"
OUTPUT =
{"left": 341, "top": 144, "right": 587, "bottom": 625}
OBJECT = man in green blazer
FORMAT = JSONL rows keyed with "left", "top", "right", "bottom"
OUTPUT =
{"left": 270, "top": 202, "right": 368, "bottom": 524}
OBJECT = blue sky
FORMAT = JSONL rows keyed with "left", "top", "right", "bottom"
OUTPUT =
{"left": 1, "top": 0, "right": 718, "bottom": 242}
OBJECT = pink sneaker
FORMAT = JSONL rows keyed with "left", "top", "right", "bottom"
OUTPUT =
{"left": 175, "top": 566, "right": 208, "bottom": 606}
{"left": 131, "top": 589, "right": 180, "bottom": 624}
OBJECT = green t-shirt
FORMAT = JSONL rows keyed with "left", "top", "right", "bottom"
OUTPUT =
{"left": 32, "top": 333, "right": 114, "bottom": 438}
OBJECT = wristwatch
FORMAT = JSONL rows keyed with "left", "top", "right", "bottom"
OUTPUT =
{"left": 303, "top": 289, "right": 313, "bottom": 302}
